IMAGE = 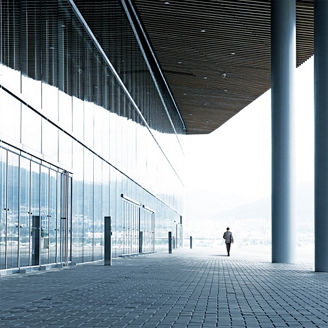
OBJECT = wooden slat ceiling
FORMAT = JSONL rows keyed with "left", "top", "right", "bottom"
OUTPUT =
{"left": 133, "top": 0, "right": 314, "bottom": 134}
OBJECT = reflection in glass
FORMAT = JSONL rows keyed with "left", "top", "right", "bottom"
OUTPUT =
{"left": 72, "top": 142, "right": 83, "bottom": 262}
{"left": 6, "top": 152, "right": 19, "bottom": 269}
{"left": 19, "top": 157, "right": 31, "bottom": 267}
{"left": 83, "top": 150, "right": 94, "bottom": 262}
{"left": 94, "top": 157, "right": 102, "bottom": 260}
{"left": 42, "top": 83, "right": 58, "bottom": 122}
{"left": 0, "top": 148, "right": 6, "bottom": 269}
{"left": 22, "top": 105, "right": 42, "bottom": 153}
{"left": 42, "top": 120, "right": 58, "bottom": 161}
{"left": 40, "top": 166, "right": 49, "bottom": 264}
{"left": 31, "top": 161, "right": 40, "bottom": 266}
{"left": 59, "top": 131, "right": 72, "bottom": 169}
{"left": 0, "top": 89, "right": 21, "bottom": 142}
{"left": 0, "top": 0, "right": 184, "bottom": 270}
{"left": 49, "top": 170, "right": 57, "bottom": 263}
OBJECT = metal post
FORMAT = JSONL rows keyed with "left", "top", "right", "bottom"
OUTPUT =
{"left": 190, "top": 236, "right": 192, "bottom": 249}
{"left": 168, "top": 231, "right": 172, "bottom": 254}
{"left": 172, "top": 236, "right": 176, "bottom": 249}
{"left": 315, "top": 0, "right": 328, "bottom": 272}
{"left": 271, "top": 0, "right": 296, "bottom": 263}
{"left": 139, "top": 231, "right": 143, "bottom": 254}
{"left": 104, "top": 216, "right": 112, "bottom": 266}
{"left": 32, "top": 216, "right": 40, "bottom": 266}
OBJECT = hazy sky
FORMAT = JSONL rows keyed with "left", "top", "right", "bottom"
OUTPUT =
{"left": 181, "top": 57, "right": 315, "bottom": 259}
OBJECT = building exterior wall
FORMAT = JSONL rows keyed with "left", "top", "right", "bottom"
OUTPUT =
{"left": 0, "top": 0, "right": 184, "bottom": 270}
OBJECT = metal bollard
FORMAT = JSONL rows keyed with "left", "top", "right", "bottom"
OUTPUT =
{"left": 190, "top": 236, "right": 192, "bottom": 249}
{"left": 104, "top": 216, "right": 112, "bottom": 266}
{"left": 168, "top": 231, "right": 172, "bottom": 254}
{"left": 139, "top": 231, "right": 143, "bottom": 254}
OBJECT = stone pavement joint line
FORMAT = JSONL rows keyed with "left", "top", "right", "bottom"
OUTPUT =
{"left": 0, "top": 250, "right": 327, "bottom": 328}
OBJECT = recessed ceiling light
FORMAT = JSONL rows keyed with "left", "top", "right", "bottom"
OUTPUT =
{"left": 221, "top": 73, "right": 227, "bottom": 78}
{"left": 203, "top": 76, "right": 208, "bottom": 80}
{"left": 224, "top": 89, "right": 228, "bottom": 93}
{"left": 201, "top": 29, "right": 206, "bottom": 33}
{"left": 183, "top": 93, "right": 187, "bottom": 96}
{"left": 231, "top": 52, "right": 236, "bottom": 55}
{"left": 189, "top": 113, "right": 193, "bottom": 116}
{"left": 178, "top": 61, "right": 182, "bottom": 64}
{"left": 164, "top": 1, "right": 170, "bottom": 4}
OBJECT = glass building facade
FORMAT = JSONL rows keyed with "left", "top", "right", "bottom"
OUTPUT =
{"left": 0, "top": 0, "right": 184, "bottom": 270}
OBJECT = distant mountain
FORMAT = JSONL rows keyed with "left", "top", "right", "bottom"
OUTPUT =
{"left": 184, "top": 181, "right": 314, "bottom": 247}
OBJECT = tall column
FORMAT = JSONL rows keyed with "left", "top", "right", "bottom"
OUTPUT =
{"left": 271, "top": 0, "right": 296, "bottom": 263}
{"left": 314, "top": 0, "right": 328, "bottom": 272}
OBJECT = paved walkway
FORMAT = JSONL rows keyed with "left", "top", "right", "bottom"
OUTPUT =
{"left": 0, "top": 249, "right": 327, "bottom": 328}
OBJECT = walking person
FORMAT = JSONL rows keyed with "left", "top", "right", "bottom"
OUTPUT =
{"left": 223, "top": 227, "right": 234, "bottom": 256}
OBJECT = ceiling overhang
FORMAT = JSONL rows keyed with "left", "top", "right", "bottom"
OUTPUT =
{"left": 133, "top": 0, "right": 314, "bottom": 134}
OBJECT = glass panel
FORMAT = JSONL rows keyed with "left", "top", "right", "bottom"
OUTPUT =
{"left": 6, "top": 152, "right": 19, "bottom": 269}
{"left": 84, "top": 102, "right": 94, "bottom": 147}
{"left": 93, "top": 157, "right": 102, "bottom": 261}
{"left": 67, "top": 176, "right": 72, "bottom": 261}
{"left": 102, "top": 163, "right": 110, "bottom": 260}
{"left": 58, "top": 91, "right": 72, "bottom": 131}
{"left": 0, "top": 65, "right": 20, "bottom": 94}
{"left": 42, "top": 83, "right": 58, "bottom": 122}
{"left": 49, "top": 169, "right": 57, "bottom": 263}
{"left": 83, "top": 151, "right": 93, "bottom": 262}
{"left": 56, "top": 172, "right": 61, "bottom": 262}
{"left": 59, "top": 131, "right": 72, "bottom": 169}
{"left": 0, "top": 149, "right": 7, "bottom": 269}
{"left": 72, "top": 97, "right": 84, "bottom": 140}
{"left": 40, "top": 166, "right": 49, "bottom": 264}
{"left": 110, "top": 168, "right": 118, "bottom": 257}
{"left": 21, "top": 105, "right": 41, "bottom": 153}
{"left": 31, "top": 161, "right": 40, "bottom": 266}
{"left": 59, "top": 172, "right": 72, "bottom": 263}
{"left": 42, "top": 120, "right": 58, "bottom": 161}
{"left": 0, "top": 89, "right": 21, "bottom": 142}
{"left": 22, "top": 75, "right": 42, "bottom": 109}
{"left": 72, "top": 142, "right": 83, "bottom": 263}
{"left": 19, "top": 157, "right": 31, "bottom": 267}
{"left": 0, "top": 0, "right": 185, "bottom": 268}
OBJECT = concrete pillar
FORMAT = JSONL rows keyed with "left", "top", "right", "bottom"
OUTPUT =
{"left": 314, "top": 0, "right": 328, "bottom": 272}
{"left": 271, "top": 0, "right": 296, "bottom": 263}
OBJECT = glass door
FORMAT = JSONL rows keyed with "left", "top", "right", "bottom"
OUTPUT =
{"left": 40, "top": 166, "right": 49, "bottom": 264}
{"left": 49, "top": 169, "right": 57, "bottom": 263}
{"left": 139, "top": 207, "right": 155, "bottom": 254}
{"left": 0, "top": 147, "right": 72, "bottom": 270}
{"left": 19, "top": 157, "right": 31, "bottom": 267}
{"left": 60, "top": 171, "right": 71, "bottom": 264}
{"left": 31, "top": 161, "right": 40, "bottom": 266}
{"left": 6, "top": 151, "right": 19, "bottom": 269}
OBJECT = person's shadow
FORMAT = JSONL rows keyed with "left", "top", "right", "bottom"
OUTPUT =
{"left": 212, "top": 254, "right": 229, "bottom": 257}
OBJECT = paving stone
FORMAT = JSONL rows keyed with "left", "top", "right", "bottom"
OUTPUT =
{"left": 0, "top": 250, "right": 326, "bottom": 327}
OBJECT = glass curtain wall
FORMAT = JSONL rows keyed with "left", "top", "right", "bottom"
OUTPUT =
{"left": 0, "top": 0, "right": 184, "bottom": 269}
{"left": 0, "top": 145, "right": 70, "bottom": 269}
